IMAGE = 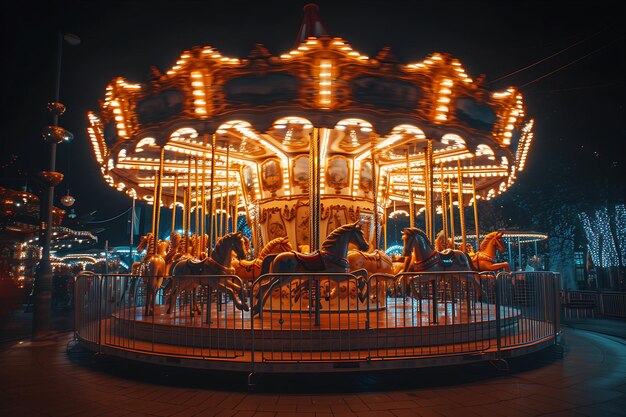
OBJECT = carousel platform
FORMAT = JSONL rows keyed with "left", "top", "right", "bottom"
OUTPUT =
{"left": 75, "top": 297, "right": 555, "bottom": 373}
{"left": 74, "top": 271, "right": 560, "bottom": 373}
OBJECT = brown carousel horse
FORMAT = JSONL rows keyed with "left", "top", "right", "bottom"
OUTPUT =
{"left": 167, "top": 231, "right": 249, "bottom": 316}
{"left": 250, "top": 220, "right": 370, "bottom": 316}
{"left": 232, "top": 236, "right": 294, "bottom": 285}
{"left": 470, "top": 231, "right": 510, "bottom": 272}
{"left": 396, "top": 227, "right": 479, "bottom": 298}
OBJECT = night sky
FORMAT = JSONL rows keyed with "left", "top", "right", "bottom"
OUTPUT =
{"left": 2, "top": 0, "right": 625, "bottom": 247}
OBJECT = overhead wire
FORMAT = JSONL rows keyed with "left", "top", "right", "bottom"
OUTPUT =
{"left": 518, "top": 38, "right": 620, "bottom": 89}
{"left": 86, "top": 206, "right": 132, "bottom": 223}
{"left": 487, "top": 28, "right": 607, "bottom": 84}
{"left": 487, "top": 24, "right": 619, "bottom": 86}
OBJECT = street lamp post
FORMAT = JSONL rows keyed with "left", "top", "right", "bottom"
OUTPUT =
{"left": 32, "top": 31, "right": 79, "bottom": 341}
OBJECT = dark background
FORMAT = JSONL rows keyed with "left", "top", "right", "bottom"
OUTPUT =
{"left": 2, "top": 0, "right": 625, "bottom": 248}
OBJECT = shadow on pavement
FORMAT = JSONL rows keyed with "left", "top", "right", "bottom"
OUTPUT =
{"left": 66, "top": 341, "right": 565, "bottom": 393}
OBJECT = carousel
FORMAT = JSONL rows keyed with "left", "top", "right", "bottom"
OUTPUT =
{"left": 75, "top": 4, "right": 559, "bottom": 374}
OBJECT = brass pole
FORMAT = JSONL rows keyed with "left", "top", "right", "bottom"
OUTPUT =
{"left": 219, "top": 188, "right": 224, "bottom": 238}
{"left": 233, "top": 187, "right": 239, "bottom": 233}
{"left": 186, "top": 157, "right": 192, "bottom": 254}
{"left": 448, "top": 178, "right": 455, "bottom": 247}
{"left": 154, "top": 148, "right": 165, "bottom": 253}
{"left": 371, "top": 151, "right": 379, "bottom": 250}
{"left": 225, "top": 145, "right": 230, "bottom": 234}
{"left": 426, "top": 140, "right": 435, "bottom": 243}
{"left": 171, "top": 173, "right": 178, "bottom": 233}
{"left": 201, "top": 155, "right": 206, "bottom": 252}
{"left": 406, "top": 151, "right": 414, "bottom": 228}
{"left": 194, "top": 158, "right": 199, "bottom": 253}
{"left": 440, "top": 163, "right": 448, "bottom": 244}
{"left": 423, "top": 149, "right": 429, "bottom": 238}
{"left": 457, "top": 159, "right": 466, "bottom": 250}
{"left": 384, "top": 174, "right": 390, "bottom": 250}
{"left": 182, "top": 182, "right": 188, "bottom": 253}
{"left": 150, "top": 163, "right": 159, "bottom": 254}
{"left": 208, "top": 133, "right": 217, "bottom": 255}
{"left": 472, "top": 177, "right": 480, "bottom": 250}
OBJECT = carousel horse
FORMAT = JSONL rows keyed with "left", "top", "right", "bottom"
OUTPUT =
{"left": 396, "top": 227, "right": 478, "bottom": 298}
{"left": 434, "top": 230, "right": 455, "bottom": 252}
{"left": 232, "top": 236, "right": 294, "bottom": 285}
{"left": 251, "top": 220, "right": 370, "bottom": 316}
{"left": 167, "top": 231, "right": 250, "bottom": 316}
{"left": 119, "top": 232, "right": 173, "bottom": 305}
{"left": 347, "top": 248, "right": 394, "bottom": 276}
{"left": 347, "top": 247, "right": 394, "bottom": 302}
{"left": 141, "top": 235, "right": 168, "bottom": 316}
{"left": 391, "top": 254, "right": 406, "bottom": 275}
{"left": 470, "top": 231, "right": 510, "bottom": 272}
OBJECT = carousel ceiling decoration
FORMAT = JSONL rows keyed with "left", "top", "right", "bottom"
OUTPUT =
{"left": 87, "top": 6, "right": 535, "bottom": 217}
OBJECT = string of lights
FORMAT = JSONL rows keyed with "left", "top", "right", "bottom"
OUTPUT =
{"left": 579, "top": 204, "right": 625, "bottom": 268}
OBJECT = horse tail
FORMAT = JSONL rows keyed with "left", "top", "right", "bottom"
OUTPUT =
{"left": 463, "top": 252, "right": 478, "bottom": 271}
{"left": 260, "top": 254, "right": 278, "bottom": 276}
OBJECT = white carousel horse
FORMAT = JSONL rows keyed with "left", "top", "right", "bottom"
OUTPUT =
{"left": 167, "top": 231, "right": 249, "bottom": 316}
{"left": 250, "top": 220, "right": 370, "bottom": 316}
{"left": 470, "top": 231, "right": 510, "bottom": 272}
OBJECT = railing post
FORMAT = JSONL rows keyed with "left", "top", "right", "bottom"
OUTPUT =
{"left": 553, "top": 273, "right": 560, "bottom": 340}
{"left": 431, "top": 275, "right": 438, "bottom": 324}
{"left": 494, "top": 272, "right": 502, "bottom": 358}
{"left": 599, "top": 291, "right": 605, "bottom": 317}
{"left": 97, "top": 274, "right": 104, "bottom": 353}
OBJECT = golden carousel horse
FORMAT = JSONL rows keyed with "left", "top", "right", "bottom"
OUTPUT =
{"left": 167, "top": 231, "right": 249, "bottom": 316}
{"left": 396, "top": 227, "right": 479, "bottom": 298}
{"left": 434, "top": 229, "right": 455, "bottom": 252}
{"left": 120, "top": 232, "right": 177, "bottom": 305}
{"left": 251, "top": 220, "right": 370, "bottom": 316}
{"left": 232, "top": 236, "right": 294, "bottom": 285}
{"left": 347, "top": 247, "right": 394, "bottom": 302}
{"left": 138, "top": 233, "right": 168, "bottom": 316}
{"left": 470, "top": 231, "right": 510, "bottom": 272}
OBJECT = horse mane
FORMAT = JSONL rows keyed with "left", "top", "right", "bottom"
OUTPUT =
{"left": 321, "top": 222, "right": 358, "bottom": 251}
{"left": 404, "top": 227, "right": 430, "bottom": 244}
{"left": 213, "top": 232, "right": 243, "bottom": 257}
{"left": 259, "top": 236, "right": 291, "bottom": 258}
{"left": 479, "top": 232, "right": 498, "bottom": 251}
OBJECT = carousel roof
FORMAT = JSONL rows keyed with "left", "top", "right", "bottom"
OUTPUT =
{"left": 87, "top": 5, "right": 535, "bottom": 210}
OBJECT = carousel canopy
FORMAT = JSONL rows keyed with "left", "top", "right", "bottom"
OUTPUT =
{"left": 87, "top": 5, "right": 534, "bottom": 214}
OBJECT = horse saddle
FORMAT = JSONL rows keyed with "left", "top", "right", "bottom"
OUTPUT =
{"left": 185, "top": 258, "right": 206, "bottom": 273}
{"left": 238, "top": 259, "right": 257, "bottom": 268}
{"left": 439, "top": 249, "right": 456, "bottom": 265}
{"left": 292, "top": 250, "right": 325, "bottom": 271}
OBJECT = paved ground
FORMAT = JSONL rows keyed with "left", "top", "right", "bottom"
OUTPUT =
{"left": 0, "top": 308, "right": 625, "bottom": 417}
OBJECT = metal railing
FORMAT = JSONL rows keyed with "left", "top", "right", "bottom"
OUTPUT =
{"left": 562, "top": 290, "right": 626, "bottom": 318}
{"left": 74, "top": 270, "right": 561, "bottom": 370}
